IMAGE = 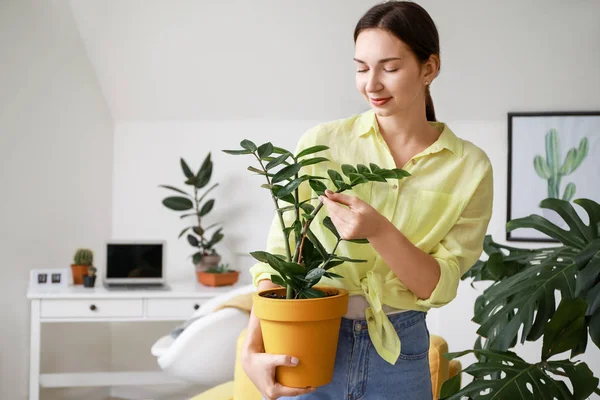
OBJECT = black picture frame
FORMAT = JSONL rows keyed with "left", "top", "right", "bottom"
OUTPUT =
{"left": 507, "top": 111, "right": 600, "bottom": 242}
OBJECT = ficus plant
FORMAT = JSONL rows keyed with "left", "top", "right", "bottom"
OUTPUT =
{"left": 223, "top": 139, "right": 410, "bottom": 300}
{"left": 441, "top": 198, "right": 600, "bottom": 399}
{"left": 159, "top": 153, "right": 224, "bottom": 265}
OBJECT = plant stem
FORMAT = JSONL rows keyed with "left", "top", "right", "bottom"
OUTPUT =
{"left": 255, "top": 154, "right": 292, "bottom": 263}
{"left": 295, "top": 201, "right": 325, "bottom": 264}
{"left": 193, "top": 186, "right": 208, "bottom": 252}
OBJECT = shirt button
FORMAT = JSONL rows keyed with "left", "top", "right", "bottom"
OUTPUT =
{"left": 392, "top": 184, "right": 398, "bottom": 190}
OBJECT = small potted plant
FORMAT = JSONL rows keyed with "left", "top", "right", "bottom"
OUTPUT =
{"left": 160, "top": 153, "right": 226, "bottom": 281}
{"left": 71, "top": 248, "right": 93, "bottom": 285}
{"left": 196, "top": 263, "right": 239, "bottom": 287}
{"left": 223, "top": 139, "right": 410, "bottom": 388}
{"left": 83, "top": 265, "right": 97, "bottom": 288}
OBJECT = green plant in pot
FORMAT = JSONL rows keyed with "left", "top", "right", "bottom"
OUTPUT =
{"left": 159, "top": 153, "right": 225, "bottom": 273}
{"left": 197, "top": 263, "right": 240, "bottom": 287}
{"left": 83, "top": 265, "right": 97, "bottom": 288}
{"left": 440, "top": 198, "right": 600, "bottom": 399}
{"left": 223, "top": 139, "right": 410, "bottom": 388}
{"left": 71, "top": 248, "right": 93, "bottom": 285}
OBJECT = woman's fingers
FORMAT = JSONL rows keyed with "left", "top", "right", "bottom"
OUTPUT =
{"left": 272, "top": 382, "right": 317, "bottom": 398}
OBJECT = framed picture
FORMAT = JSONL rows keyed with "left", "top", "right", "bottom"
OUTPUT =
{"left": 507, "top": 111, "right": 600, "bottom": 242}
{"left": 30, "top": 268, "right": 69, "bottom": 288}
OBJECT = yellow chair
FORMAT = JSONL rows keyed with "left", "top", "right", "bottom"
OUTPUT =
{"left": 191, "top": 328, "right": 461, "bottom": 400}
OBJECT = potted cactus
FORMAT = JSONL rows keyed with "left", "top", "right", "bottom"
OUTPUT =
{"left": 196, "top": 263, "right": 239, "bottom": 287}
{"left": 159, "top": 153, "right": 225, "bottom": 278}
{"left": 223, "top": 139, "right": 410, "bottom": 388}
{"left": 71, "top": 248, "right": 93, "bottom": 285}
{"left": 83, "top": 265, "right": 97, "bottom": 288}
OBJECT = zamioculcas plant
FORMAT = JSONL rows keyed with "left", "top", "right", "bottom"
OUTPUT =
{"left": 441, "top": 198, "right": 600, "bottom": 399}
{"left": 159, "top": 153, "right": 224, "bottom": 269}
{"left": 223, "top": 139, "right": 410, "bottom": 299}
{"left": 222, "top": 139, "right": 411, "bottom": 388}
{"left": 534, "top": 129, "right": 588, "bottom": 201}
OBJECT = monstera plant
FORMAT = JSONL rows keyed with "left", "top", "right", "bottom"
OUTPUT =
{"left": 441, "top": 198, "right": 600, "bottom": 399}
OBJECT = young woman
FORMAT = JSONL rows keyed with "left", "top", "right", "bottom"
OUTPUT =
{"left": 242, "top": 2, "right": 493, "bottom": 399}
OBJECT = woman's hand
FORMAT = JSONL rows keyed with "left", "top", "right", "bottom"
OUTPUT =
{"left": 318, "top": 189, "right": 386, "bottom": 240}
{"left": 241, "top": 349, "right": 316, "bottom": 400}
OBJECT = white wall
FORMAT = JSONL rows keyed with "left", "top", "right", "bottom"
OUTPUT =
{"left": 108, "top": 0, "right": 600, "bottom": 394}
{"left": 0, "top": 1, "right": 114, "bottom": 399}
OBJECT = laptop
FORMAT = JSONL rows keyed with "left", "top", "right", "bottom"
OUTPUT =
{"left": 103, "top": 240, "right": 169, "bottom": 290}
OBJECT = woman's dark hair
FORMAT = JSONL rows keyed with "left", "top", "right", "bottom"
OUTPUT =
{"left": 354, "top": 1, "right": 440, "bottom": 121}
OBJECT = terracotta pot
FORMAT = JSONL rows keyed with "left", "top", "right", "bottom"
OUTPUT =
{"left": 195, "top": 254, "right": 222, "bottom": 270}
{"left": 70, "top": 264, "right": 89, "bottom": 285}
{"left": 253, "top": 286, "right": 349, "bottom": 388}
{"left": 196, "top": 270, "right": 239, "bottom": 287}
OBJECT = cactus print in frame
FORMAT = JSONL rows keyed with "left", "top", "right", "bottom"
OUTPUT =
{"left": 507, "top": 111, "right": 600, "bottom": 242}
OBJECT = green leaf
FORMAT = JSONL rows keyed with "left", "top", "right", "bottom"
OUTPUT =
{"left": 276, "top": 177, "right": 304, "bottom": 198}
{"left": 439, "top": 349, "right": 598, "bottom": 400}
{"left": 240, "top": 139, "right": 257, "bottom": 152}
{"left": 199, "top": 199, "right": 214, "bottom": 217}
{"left": 207, "top": 229, "right": 224, "bottom": 247}
{"left": 163, "top": 196, "right": 194, "bottom": 211}
{"left": 307, "top": 228, "right": 328, "bottom": 260}
{"left": 257, "top": 142, "right": 274, "bottom": 158}
{"left": 348, "top": 173, "right": 369, "bottom": 185}
{"left": 309, "top": 179, "right": 327, "bottom": 195}
{"left": 187, "top": 234, "right": 199, "bottom": 247}
{"left": 439, "top": 373, "right": 461, "bottom": 398}
{"left": 369, "top": 163, "right": 381, "bottom": 172}
{"left": 247, "top": 166, "right": 267, "bottom": 175}
{"left": 296, "top": 145, "right": 329, "bottom": 158}
{"left": 323, "top": 216, "right": 340, "bottom": 239}
{"left": 300, "top": 157, "right": 329, "bottom": 167}
{"left": 300, "top": 202, "right": 315, "bottom": 215}
{"left": 542, "top": 298, "right": 587, "bottom": 360}
{"left": 322, "top": 260, "right": 344, "bottom": 270}
{"left": 270, "top": 274, "right": 286, "bottom": 287}
{"left": 357, "top": 164, "right": 370, "bottom": 175}
{"left": 192, "top": 226, "right": 204, "bottom": 236}
{"left": 265, "top": 153, "right": 291, "bottom": 170}
{"left": 364, "top": 172, "right": 387, "bottom": 183}
{"left": 341, "top": 164, "right": 358, "bottom": 177}
{"left": 249, "top": 251, "right": 271, "bottom": 264}
{"left": 192, "top": 252, "right": 203, "bottom": 264}
{"left": 272, "top": 163, "right": 302, "bottom": 183}
{"left": 222, "top": 149, "right": 253, "bottom": 155}
{"left": 574, "top": 198, "right": 600, "bottom": 238}
{"left": 178, "top": 226, "right": 193, "bottom": 238}
{"left": 346, "top": 238, "right": 369, "bottom": 244}
{"left": 305, "top": 268, "right": 326, "bottom": 282}
{"left": 324, "top": 272, "right": 343, "bottom": 279}
{"left": 180, "top": 158, "right": 194, "bottom": 179}
{"left": 327, "top": 169, "right": 346, "bottom": 190}
{"left": 158, "top": 185, "right": 191, "bottom": 197}
{"left": 272, "top": 146, "right": 292, "bottom": 155}
{"left": 332, "top": 255, "right": 367, "bottom": 263}
{"left": 196, "top": 153, "right": 213, "bottom": 188}
{"left": 589, "top": 311, "right": 600, "bottom": 349}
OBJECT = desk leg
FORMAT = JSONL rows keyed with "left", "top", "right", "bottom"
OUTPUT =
{"left": 29, "top": 299, "right": 40, "bottom": 400}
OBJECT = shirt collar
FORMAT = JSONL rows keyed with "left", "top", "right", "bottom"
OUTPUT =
{"left": 355, "top": 109, "right": 463, "bottom": 158}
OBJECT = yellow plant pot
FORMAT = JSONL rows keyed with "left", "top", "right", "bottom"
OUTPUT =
{"left": 253, "top": 286, "right": 348, "bottom": 388}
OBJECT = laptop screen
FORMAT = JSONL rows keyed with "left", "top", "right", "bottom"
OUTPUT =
{"left": 106, "top": 243, "right": 163, "bottom": 279}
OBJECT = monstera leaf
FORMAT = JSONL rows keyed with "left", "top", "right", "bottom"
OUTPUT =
{"left": 467, "top": 199, "right": 600, "bottom": 351}
{"left": 440, "top": 349, "right": 598, "bottom": 400}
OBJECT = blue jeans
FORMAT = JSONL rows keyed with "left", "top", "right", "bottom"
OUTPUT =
{"left": 276, "top": 310, "right": 433, "bottom": 400}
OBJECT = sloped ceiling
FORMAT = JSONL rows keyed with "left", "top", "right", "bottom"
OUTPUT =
{"left": 69, "top": 0, "right": 376, "bottom": 121}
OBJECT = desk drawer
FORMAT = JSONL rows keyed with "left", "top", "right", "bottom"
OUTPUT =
{"left": 146, "top": 298, "right": 206, "bottom": 318}
{"left": 40, "top": 299, "right": 144, "bottom": 318}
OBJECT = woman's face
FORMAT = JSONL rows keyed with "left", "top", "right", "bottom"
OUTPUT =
{"left": 354, "top": 28, "right": 434, "bottom": 118}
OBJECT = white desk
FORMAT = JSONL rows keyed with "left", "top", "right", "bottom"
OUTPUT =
{"left": 27, "top": 281, "right": 241, "bottom": 400}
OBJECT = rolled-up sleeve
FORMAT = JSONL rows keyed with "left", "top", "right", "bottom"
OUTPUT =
{"left": 249, "top": 130, "right": 318, "bottom": 287}
{"left": 416, "top": 163, "right": 494, "bottom": 308}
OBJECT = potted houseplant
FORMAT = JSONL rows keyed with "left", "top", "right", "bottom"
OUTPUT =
{"left": 440, "top": 198, "right": 600, "bottom": 399}
{"left": 223, "top": 139, "right": 410, "bottom": 388}
{"left": 83, "top": 265, "right": 97, "bottom": 288}
{"left": 159, "top": 153, "right": 225, "bottom": 280}
{"left": 71, "top": 248, "right": 93, "bottom": 285}
{"left": 196, "top": 263, "right": 240, "bottom": 287}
